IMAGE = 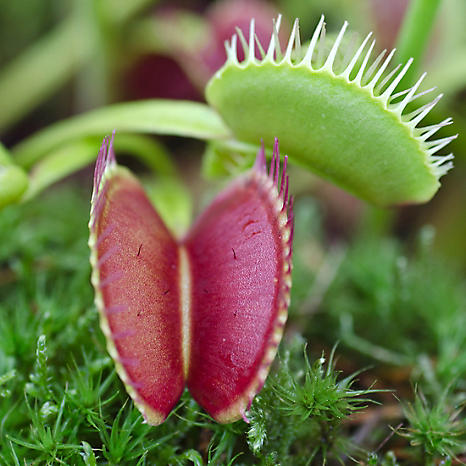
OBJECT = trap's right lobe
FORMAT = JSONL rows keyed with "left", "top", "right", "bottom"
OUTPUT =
{"left": 184, "top": 154, "right": 293, "bottom": 423}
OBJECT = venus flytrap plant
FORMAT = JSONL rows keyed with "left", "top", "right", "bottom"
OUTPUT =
{"left": 0, "top": 8, "right": 463, "bottom": 463}
{"left": 89, "top": 134, "right": 293, "bottom": 424}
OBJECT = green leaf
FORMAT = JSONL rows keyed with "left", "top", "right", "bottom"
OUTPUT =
{"left": 24, "top": 134, "right": 176, "bottom": 200}
{"left": 0, "top": 143, "right": 29, "bottom": 208}
{"left": 13, "top": 100, "right": 230, "bottom": 168}
{"left": 25, "top": 139, "right": 97, "bottom": 201}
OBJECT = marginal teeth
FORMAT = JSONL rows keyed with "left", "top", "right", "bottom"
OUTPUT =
{"left": 390, "top": 87, "right": 411, "bottom": 102}
{"left": 418, "top": 118, "right": 453, "bottom": 141}
{"left": 316, "top": 21, "right": 327, "bottom": 68}
{"left": 394, "top": 72, "right": 426, "bottom": 114}
{"left": 223, "top": 15, "right": 455, "bottom": 181}
{"left": 380, "top": 58, "right": 413, "bottom": 102}
{"left": 427, "top": 135, "right": 458, "bottom": 155}
{"left": 367, "top": 48, "right": 396, "bottom": 92}
{"left": 432, "top": 159, "right": 454, "bottom": 177}
{"left": 425, "top": 135, "right": 456, "bottom": 148}
{"left": 430, "top": 153, "right": 454, "bottom": 164}
{"left": 354, "top": 39, "right": 376, "bottom": 86}
{"left": 301, "top": 15, "right": 325, "bottom": 68}
{"left": 322, "top": 20, "right": 348, "bottom": 72}
{"left": 226, "top": 35, "right": 239, "bottom": 65}
{"left": 341, "top": 32, "right": 372, "bottom": 80}
{"left": 266, "top": 14, "right": 282, "bottom": 62}
{"left": 235, "top": 27, "right": 248, "bottom": 60}
{"left": 407, "top": 94, "right": 443, "bottom": 128}
{"left": 284, "top": 18, "right": 300, "bottom": 64}
{"left": 431, "top": 155, "right": 454, "bottom": 177}
{"left": 293, "top": 21, "right": 301, "bottom": 60}
{"left": 248, "top": 19, "right": 256, "bottom": 63}
{"left": 255, "top": 34, "right": 266, "bottom": 59}
{"left": 408, "top": 86, "right": 436, "bottom": 104}
{"left": 363, "top": 48, "right": 386, "bottom": 85}
{"left": 375, "top": 63, "right": 401, "bottom": 94}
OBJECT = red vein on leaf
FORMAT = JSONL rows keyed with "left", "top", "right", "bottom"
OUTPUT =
{"left": 99, "top": 270, "right": 124, "bottom": 288}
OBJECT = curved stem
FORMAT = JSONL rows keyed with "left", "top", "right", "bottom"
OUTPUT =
{"left": 24, "top": 134, "right": 177, "bottom": 201}
{"left": 395, "top": 0, "right": 442, "bottom": 87}
{"left": 12, "top": 100, "right": 230, "bottom": 169}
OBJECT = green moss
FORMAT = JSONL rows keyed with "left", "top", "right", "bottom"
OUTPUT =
{"left": 0, "top": 185, "right": 464, "bottom": 464}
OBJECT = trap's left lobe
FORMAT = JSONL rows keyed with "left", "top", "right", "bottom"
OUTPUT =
{"left": 89, "top": 159, "right": 184, "bottom": 425}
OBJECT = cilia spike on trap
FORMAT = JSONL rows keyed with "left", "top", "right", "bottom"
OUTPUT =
{"left": 206, "top": 15, "right": 456, "bottom": 206}
{"left": 89, "top": 133, "right": 293, "bottom": 425}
